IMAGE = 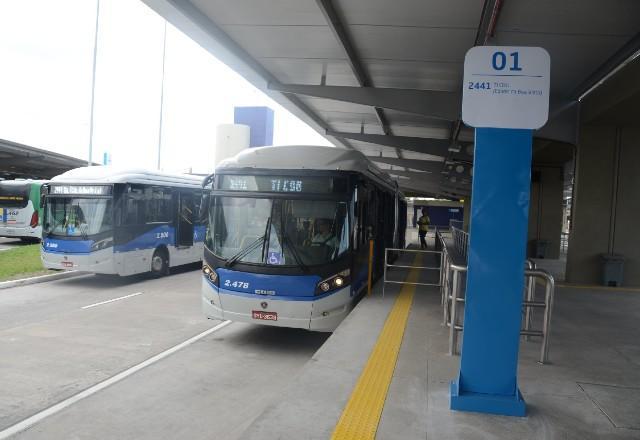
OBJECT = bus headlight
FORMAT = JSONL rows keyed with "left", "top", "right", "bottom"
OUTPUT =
{"left": 90, "top": 238, "right": 113, "bottom": 252}
{"left": 202, "top": 264, "right": 219, "bottom": 286}
{"left": 315, "top": 269, "right": 350, "bottom": 295}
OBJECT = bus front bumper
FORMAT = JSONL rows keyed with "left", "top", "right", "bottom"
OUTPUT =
{"left": 202, "top": 279, "right": 352, "bottom": 332}
{"left": 0, "top": 225, "right": 41, "bottom": 240}
{"left": 41, "top": 247, "right": 116, "bottom": 274}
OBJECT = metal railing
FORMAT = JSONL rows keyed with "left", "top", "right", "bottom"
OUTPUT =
{"left": 437, "top": 229, "right": 556, "bottom": 364}
{"left": 382, "top": 248, "right": 443, "bottom": 297}
{"left": 451, "top": 226, "right": 469, "bottom": 261}
{"left": 449, "top": 219, "right": 463, "bottom": 230}
{"left": 560, "top": 232, "right": 569, "bottom": 254}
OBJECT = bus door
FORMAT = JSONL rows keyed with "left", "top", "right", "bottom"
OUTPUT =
{"left": 177, "top": 192, "right": 194, "bottom": 247}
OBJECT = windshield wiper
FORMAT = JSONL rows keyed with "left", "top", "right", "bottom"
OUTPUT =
{"left": 283, "top": 234, "right": 308, "bottom": 273}
{"left": 79, "top": 224, "right": 89, "bottom": 240}
{"left": 225, "top": 216, "right": 272, "bottom": 268}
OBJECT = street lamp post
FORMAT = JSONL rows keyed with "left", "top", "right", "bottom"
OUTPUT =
{"left": 157, "top": 21, "right": 167, "bottom": 170}
{"left": 88, "top": 0, "right": 100, "bottom": 166}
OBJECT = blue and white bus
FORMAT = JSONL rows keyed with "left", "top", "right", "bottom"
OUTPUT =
{"left": 41, "top": 167, "right": 204, "bottom": 276}
{"left": 201, "top": 146, "right": 406, "bottom": 331}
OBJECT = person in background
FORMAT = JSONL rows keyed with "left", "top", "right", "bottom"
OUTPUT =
{"left": 417, "top": 207, "right": 430, "bottom": 249}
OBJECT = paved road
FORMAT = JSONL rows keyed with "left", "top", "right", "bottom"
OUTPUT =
{"left": 0, "top": 266, "right": 329, "bottom": 439}
{"left": 0, "top": 238, "right": 27, "bottom": 251}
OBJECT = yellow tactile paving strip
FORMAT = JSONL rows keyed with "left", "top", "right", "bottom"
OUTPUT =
{"left": 331, "top": 254, "right": 422, "bottom": 440}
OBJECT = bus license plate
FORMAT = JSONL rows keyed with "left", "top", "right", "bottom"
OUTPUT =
{"left": 62, "top": 261, "right": 73, "bottom": 268}
{"left": 252, "top": 311, "right": 277, "bottom": 321}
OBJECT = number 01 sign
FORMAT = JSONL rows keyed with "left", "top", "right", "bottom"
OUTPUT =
{"left": 462, "top": 46, "right": 550, "bottom": 129}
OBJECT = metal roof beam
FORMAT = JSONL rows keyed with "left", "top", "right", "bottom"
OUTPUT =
{"left": 535, "top": 101, "right": 579, "bottom": 145}
{"left": 315, "top": 0, "right": 393, "bottom": 143}
{"left": 268, "top": 83, "right": 460, "bottom": 120}
{"left": 572, "top": 31, "right": 640, "bottom": 100}
{"left": 387, "top": 170, "right": 440, "bottom": 181}
{"left": 397, "top": 180, "right": 442, "bottom": 194}
{"left": 316, "top": 0, "right": 367, "bottom": 87}
{"left": 326, "top": 130, "right": 452, "bottom": 157}
{"left": 369, "top": 156, "right": 444, "bottom": 173}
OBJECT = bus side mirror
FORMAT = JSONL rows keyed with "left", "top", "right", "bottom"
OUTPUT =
{"left": 198, "top": 193, "right": 209, "bottom": 223}
{"left": 199, "top": 173, "right": 214, "bottom": 223}
{"left": 40, "top": 185, "right": 48, "bottom": 206}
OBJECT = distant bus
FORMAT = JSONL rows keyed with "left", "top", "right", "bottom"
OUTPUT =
{"left": 41, "top": 167, "right": 204, "bottom": 276}
{"left": 0, "top": 179, "right": 46, "bottom": 242}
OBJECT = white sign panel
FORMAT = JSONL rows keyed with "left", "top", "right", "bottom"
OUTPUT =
{"left": 462, "top": 46, "right": 550, "bottom": 129}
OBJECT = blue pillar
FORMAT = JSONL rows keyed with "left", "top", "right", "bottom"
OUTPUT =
{"left": 450, "top": 127, "right": 532, "bottom": 417}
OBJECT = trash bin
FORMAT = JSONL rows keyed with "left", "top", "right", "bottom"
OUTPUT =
{"left": 601, "top": 254, "right": 625, "bottom": 287}
{"left": 534, "top": 240, "right": 549, "bottom": 259}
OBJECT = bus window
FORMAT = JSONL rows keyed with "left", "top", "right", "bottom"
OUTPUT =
{"left": 123, "top": 186, "right": 145, "bottom": 225}
{"left": 145, "top": 187, "right": 172, "bottom": 223}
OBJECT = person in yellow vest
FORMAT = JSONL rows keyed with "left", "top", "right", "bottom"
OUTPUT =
{"left": 417, "top": 207, "right": 430, "bottom": 249}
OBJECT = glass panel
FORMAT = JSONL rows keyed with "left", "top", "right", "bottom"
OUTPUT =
{"left": 0, "top": 183, "right": 30, "bottom": 208}
{"left": 275, "top": 199, "right": 348, "bottom": 266}
{"left": 209, "top": 197, "right": 272, "bottom": 263}
{"left": 44, "top": 198, "right": 113, "bottom": 237}
{"left": 208, "top": 196, "right": 350, "bottom": 266}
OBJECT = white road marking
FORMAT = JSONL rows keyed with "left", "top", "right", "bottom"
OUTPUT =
{"left": 0, "top": 320, "right": 232, "bottom": 439}
{"left": 81, "top": 292, "right": 144, "bottom": 309}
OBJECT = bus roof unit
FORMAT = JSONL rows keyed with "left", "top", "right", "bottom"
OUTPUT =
{"left": 51, "top": 166, "right": 203, "bottom": 188}
{"left": 216, "top": 145, "right": 399, "bottom": 193}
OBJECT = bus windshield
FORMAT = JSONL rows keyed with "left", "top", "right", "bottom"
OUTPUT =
{"left": 0, "top": 183, "right": 30, "bottom": 208}
{"left": 208, "top": 197, "right": 350, "bottom": 267}
{"left": 44, "top": 198, "right": 113, "bottom": 238}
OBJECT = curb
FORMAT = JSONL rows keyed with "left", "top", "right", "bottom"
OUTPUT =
{"left": 0, "top": 271, "right": 90, "bottom": 290}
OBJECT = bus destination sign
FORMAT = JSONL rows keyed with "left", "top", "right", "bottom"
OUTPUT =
{"left": 219, "top": 175, "right": 346, "bottom": 194}
{"left": 50, "top": 185, "right": 112, "bottom": 196}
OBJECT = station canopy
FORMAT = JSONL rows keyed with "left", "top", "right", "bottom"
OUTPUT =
{"left": 143, "top": 0, "right": 640, "bottom": 198}
{"left": 0, "top": 139, "right": 92, "bottom": 180}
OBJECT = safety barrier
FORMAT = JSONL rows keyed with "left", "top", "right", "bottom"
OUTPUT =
{"left": 560, "top": 232, "right": 569, "bottom": 254}
{"left": 437, "top": 229, "right": 556, "bottom": 364}
{"left": 451, "top": 226, "right": 469, "bottom": 261}
{"left": 449, "top": 219, "right": 463, "bottom": 230}
{"left": 382, "top": 248, "right": 443, "bottom": 297}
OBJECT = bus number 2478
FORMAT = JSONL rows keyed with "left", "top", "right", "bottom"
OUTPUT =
{"left": 224, "top": 280, "right": 249, "bottom": 289}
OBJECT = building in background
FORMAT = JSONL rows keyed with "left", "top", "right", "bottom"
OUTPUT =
{"left": 234, "top": 106, "right": 274, "bottom": 148}
{"left": 214, "top": 124, "right": 250, "bottom": 168}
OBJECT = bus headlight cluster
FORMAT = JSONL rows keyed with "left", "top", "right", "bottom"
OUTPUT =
{"left": 315, "top": 269, "right": 350, "bottom": 295}
{"left": 202, "top": 264, "right": 218, "bottom": 286}
{"left": 90, "top": 238, "right": 113, "bottom": 252}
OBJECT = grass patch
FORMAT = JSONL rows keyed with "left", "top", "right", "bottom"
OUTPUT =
{"left": 0, "top": 244, "right": 52, "bottom": 282}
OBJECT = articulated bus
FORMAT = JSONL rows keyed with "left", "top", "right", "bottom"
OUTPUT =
{"left": 201, "top": 145, "right": 406, "bottom": 331}
{"left": 41, "top": 167, "right": 204, "bottom": 276}
{"left": 0, "top": 179, "right": 46, "bottom": 242}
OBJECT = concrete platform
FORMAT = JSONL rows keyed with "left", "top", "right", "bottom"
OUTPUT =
{"left": 241, "top": 252, "right": 640, "bottom": 439}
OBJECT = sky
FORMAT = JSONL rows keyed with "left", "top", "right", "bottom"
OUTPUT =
{"left": 0, "top": 0, "right": 332, "bottom": 174}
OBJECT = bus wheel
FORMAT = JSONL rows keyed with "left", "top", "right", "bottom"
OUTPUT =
{"left": 151, "top": 248, "right": 169, "bottom": 277}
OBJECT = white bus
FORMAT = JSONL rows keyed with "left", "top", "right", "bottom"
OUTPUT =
{"left": 0, "top": 179, "right": 46, "bottom": 242}
{"left": 201, "top": 146, "right": 406, "bottom": 331}
{"left": 41, "top": 167, "right": 204, "bottom": 276}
